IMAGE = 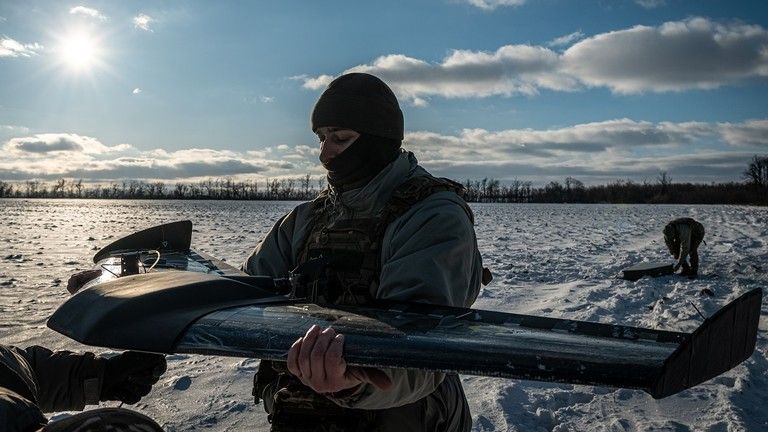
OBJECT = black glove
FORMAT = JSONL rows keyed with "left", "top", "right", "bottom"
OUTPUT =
{"left": 100, "top": 351, "right": 167, "bottom": 404}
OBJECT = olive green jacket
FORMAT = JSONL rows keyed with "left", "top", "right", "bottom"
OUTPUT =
{"left": 242, "top": 151, "right": 483, "bottom": 409}
{"left": 0, "top": 345, "right": 104, "bottom": 432}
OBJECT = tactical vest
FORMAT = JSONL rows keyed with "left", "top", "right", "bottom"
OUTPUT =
{"left": 292, "top": 175, "right": 469, "bottom": 304}
{"left": 257, "top": 175, "right": 469, "bottom": 431}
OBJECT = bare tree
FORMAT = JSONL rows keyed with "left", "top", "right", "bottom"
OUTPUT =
{"left": 0, "top": 181, "right": 10, "bottom": 197}
{"left": 657, "top": 171, "right": 672, "bottom": 195}
{"left": 302, "top": 174, "right": 311, "bottom": 196}
{"left": 52, "top": 179, "right": 66, "bottom": 197}
{"left": 74, "top": 179, "right": 83, "bottom": 197}
{"left": 743, "top": 155, "right": 768, "bottom": 188}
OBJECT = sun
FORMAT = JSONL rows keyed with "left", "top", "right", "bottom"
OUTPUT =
{"left": 56, "top": 31, "right": 102, "bottom": 72}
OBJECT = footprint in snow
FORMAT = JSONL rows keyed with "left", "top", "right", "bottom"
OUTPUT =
{"left": 172, "top": 375, "right": 192, "bottom": 390}
{"left": 237, "top": 358, "right": 259, "bottom": 371}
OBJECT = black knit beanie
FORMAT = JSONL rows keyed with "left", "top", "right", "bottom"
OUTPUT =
{"left": 311, "top": 73, "right": 404, "bottom": 140}
{"left": 312, "top": 73, "right": 404, "bottom": 190}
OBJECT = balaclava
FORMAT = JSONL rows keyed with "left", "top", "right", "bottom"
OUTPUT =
{"left": 311, "top": 73, "right": 404, "bottom": 190}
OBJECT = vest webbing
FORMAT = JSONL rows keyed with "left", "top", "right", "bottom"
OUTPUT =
{"left": 294, "top": 174, "right": 468, "bottom": 305}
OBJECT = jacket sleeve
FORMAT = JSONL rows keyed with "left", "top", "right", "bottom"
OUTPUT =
{"left": 328, "top": 193, "right": 482, "bottom": 409}
{"left": 677, "top": 224, "right": 692, "bottom": 265}
{"left": 0, "top": 388, "right": 47, "bottom": 432}
{"left": 241, "top": 212, "right": 298, "bottom": 277}
{"left": 21, "top": 346, "right": 104, "bottom": 413}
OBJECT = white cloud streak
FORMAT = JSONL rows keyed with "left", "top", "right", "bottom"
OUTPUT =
{"left": 0, "top": 37, "right": 43, "bottom": 58}
{"left": 69, "top": 6, "right": 107, "bottom": 20}
{"left": 548, "top": 31, "right": 585, "bottom": 47}
{"left": 464, "top": 0, "right": 526, "bottom": 10}
{"left": 6, "top": 134, "right": 130, "bottom": 155}
{"left": 300, "top": 17, "right": 768, "bottom": 100}
{"left": 133, "top": 14, "right": 153, "bottom": 31}
{"left": 635, "top": 0, "right": 666, "bottom": 9}
{"left": 718, "top": 119, "right": 768, "bottom": 146}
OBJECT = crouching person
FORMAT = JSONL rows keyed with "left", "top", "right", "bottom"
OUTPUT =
{"left": 663, "top": 217, "right": 705, "bottom": 279}
{"left": 0, "top": 344, "right": 166, "bottom": 432}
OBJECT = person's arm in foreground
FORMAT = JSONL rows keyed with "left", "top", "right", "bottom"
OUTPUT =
{"left": 22, "top": 346, "right": 166, "bottom": 412}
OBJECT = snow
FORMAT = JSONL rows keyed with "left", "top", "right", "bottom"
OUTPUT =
{"left": 1, "top": 199, "right": 766, "bottom": 431}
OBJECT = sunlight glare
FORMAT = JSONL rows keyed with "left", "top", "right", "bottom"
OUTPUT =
{"left": 57, "top": 31, "right": 100, "bottom": 72}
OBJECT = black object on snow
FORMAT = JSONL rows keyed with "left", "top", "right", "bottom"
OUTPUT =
{"left": 622, "top": 261, "right": 674, "bottom": 281}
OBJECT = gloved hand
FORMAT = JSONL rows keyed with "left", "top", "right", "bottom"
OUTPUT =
{"left": 66, "top": 269, "right": 102, "bottom": 294}
{"left": 100, "top": 351, "right": 167, "bottom": 404}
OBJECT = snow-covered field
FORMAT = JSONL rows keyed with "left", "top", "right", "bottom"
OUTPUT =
{"left": 1, "top": 199, "right": 765, "bottom": 431}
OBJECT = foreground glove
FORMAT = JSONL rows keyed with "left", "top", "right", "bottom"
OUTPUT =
{"left": 100, "top": 351, "right": 167, "bottom": 404}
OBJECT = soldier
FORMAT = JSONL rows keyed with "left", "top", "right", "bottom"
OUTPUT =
{"left": 663, "top": 217, "right": 706, "bottom": 279}
{"left": 1, "top": 344, "right": 166, "bottom": 432}
{"left": 243, "top": 73, "right": 484, "bottom": 431}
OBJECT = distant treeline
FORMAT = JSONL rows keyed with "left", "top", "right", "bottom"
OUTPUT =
{"left": 1, "top": 155, "right": 766, "bottom": 205}
{"left": 0, "top": 176, "right": 322, "bottom": 201}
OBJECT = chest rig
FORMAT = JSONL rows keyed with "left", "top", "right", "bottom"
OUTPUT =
{"left": 290, "top": 175, "right": 468, "bottom": 305}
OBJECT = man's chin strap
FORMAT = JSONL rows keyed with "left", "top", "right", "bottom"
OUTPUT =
{"left": 324, "top": 134, "right": 401, "bottom": 191}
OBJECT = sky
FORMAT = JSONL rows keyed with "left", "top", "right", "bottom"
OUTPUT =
{"left": 1, "top": 0, "right": 767, "bottom": 186}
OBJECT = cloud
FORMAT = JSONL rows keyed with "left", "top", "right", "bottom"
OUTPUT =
{"left": 405, "top": 119, "right": 715, "bottom": 163}
{"left": 562, "top": 17, "right": 768, "bottom": 93}
{"left": 300, "top": 17, "right": 768, "bottom": 99}
{"left": 301, "top": 74, "right": 334, "bottom": 90}
{"left": 635, "top": 0, "right": 666, "bottom": 9}
{"left": 6, "top": 134, "right": 131, "bottom": 155}
{"left": 548, "top": 31, "right": 585, "bottom": 47}
{"left": 132, "top": 88, "right": 142, "bottom": 94}
{"left": 333, "top": 47, "right": 575, "bottom": 103}
{"left": 400, "top": 118, "right": 767, "bottom": 183}
{"left": 0, "top": 133, "right": 311, "bottom": 181}
{"left": 718, "top": 119, "right": 768, "bottom": 147}
{"left": 133, "top": 14, "right": 153, "bottom": 31}
{"left": 69, "top": 6, "right": 107, "bottom": 20}
{"left": 0, "top": 37, "right": 43, "bottom": 58}
{"left": 464, "top": 0, "right": 526, "bottom": 10}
